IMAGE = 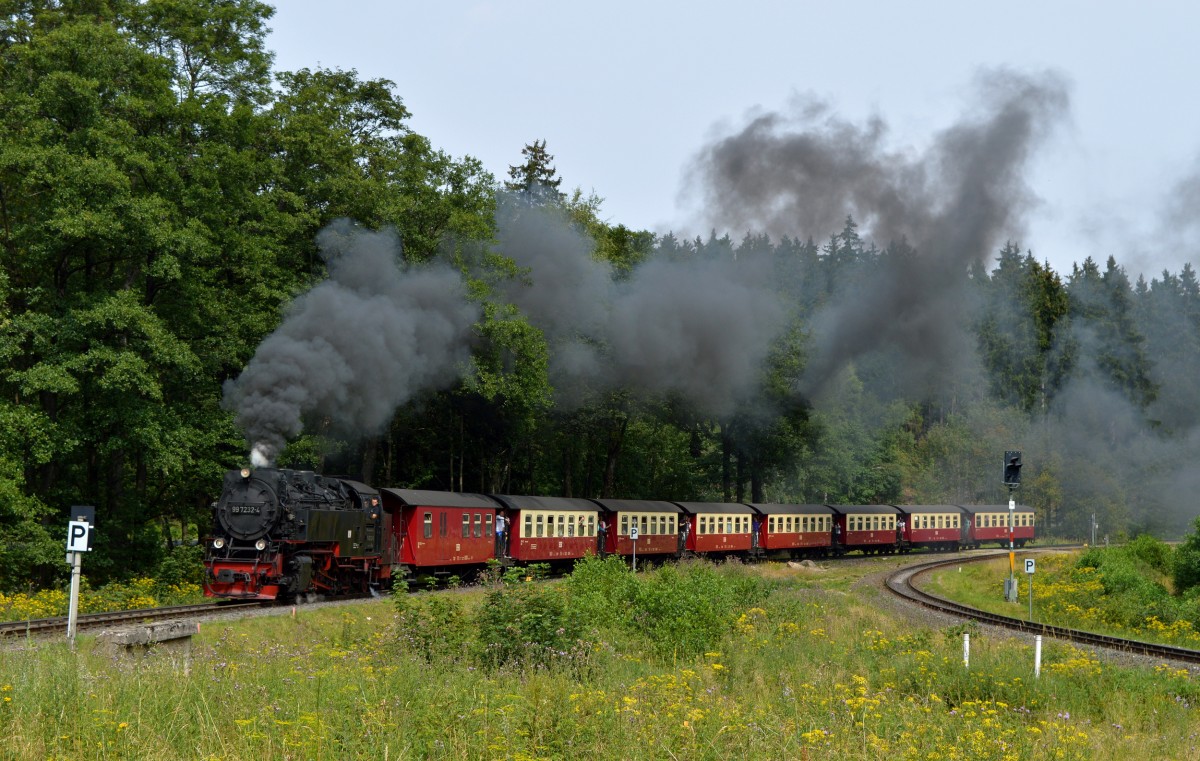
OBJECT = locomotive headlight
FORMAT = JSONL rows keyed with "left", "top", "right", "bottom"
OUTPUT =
{"left": 212, "top": 537, "right": 225, "bottom": 549}
{"left": 255, "top": 538, "right": 267, "bottom": 551}
{"left": 240, "top": 468, "right": 251, "bottom": 479}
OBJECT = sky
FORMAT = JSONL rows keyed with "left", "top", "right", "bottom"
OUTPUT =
{"left": 265, "top": 1, "right": 1200, "bottom": 281}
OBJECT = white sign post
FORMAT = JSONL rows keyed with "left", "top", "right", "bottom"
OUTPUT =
{"left": 1025, "top": 557, "right": 1036, "bottom": 621}
{"left": 630, "top": 524, "right": 639, "bottom": 572}
{"left": 65, "top": 520, "right": 91, "bottom": 645}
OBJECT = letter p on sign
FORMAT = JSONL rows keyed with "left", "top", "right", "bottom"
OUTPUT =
{"left": 1025, "top": 558, "right": 1036, "bottom": 574}
{"left": 67, "top": 520, "right": 91, "bottom": 552}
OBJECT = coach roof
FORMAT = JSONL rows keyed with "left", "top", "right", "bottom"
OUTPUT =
{"left": 747, "top": 503, "right": 834, "bottom": 515}
{"left": 379, "top": 488, "right": 499, "bottom": 510}
{"left": 489, "top": 494, "right": 601, "bottom": 511}
{"left": 591, "top": 499, "right": 682, "bottom": 513}
{"left": 672, "top": 502, "right": 756, "bottom": 514}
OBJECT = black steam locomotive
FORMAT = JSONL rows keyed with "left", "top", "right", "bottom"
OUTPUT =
{"left": 205, "top": 468, "right": 388, "bottom": 600}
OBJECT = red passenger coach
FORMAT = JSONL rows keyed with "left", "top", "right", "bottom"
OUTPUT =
{"left": 896, "top": 505, "right": 965, "bottom": 552}
{"left": 489, "top": 495, "right": 602, "bottom": 564}
{"left": 592, "top": 499, "right": 683, "bottom": 557}
{"left": 675, "top": 502, "right": 755, "bottom": 555}
{"left": 749, "top": 503, "right": 834, "bottom": 557}
{"left": 379, "top": 489, "right": 499, "bottom": 573}
{"left": 829, "top": 504, "right": 901, "bottom": 555}
{"left": 959, "top": 504, "right": 1035, "bottom": 548}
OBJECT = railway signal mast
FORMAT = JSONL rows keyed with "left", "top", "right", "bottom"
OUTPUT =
{"left": 1003, "top": 451, "right": 1022, "bottom": 602}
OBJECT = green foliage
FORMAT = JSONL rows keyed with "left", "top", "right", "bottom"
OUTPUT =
{"left": 628, "top": 562, "right": 771, "bottom": 658}
{"left": 1075, "top": 546, "right": 1172, "bottom": 628}
{"left": 151, "top": 543, "right": 206, "bottom": 587}
{"left": 475, "top": 580, "right": 581, "bottom": 670}
{"left": 1124, "top": 534, "right": 1173, "bottom": 575}
{"left": 393, "top": 592, "right": 471, "bottom": 663}
{"left": 1173, "top": 517, "right": 1200, "bottom": 594}
{"left": 563, "top": 554, "right": 639, "bottom": 629}
{"left": 565, "top": 557, "right": 773, "bottom": 659}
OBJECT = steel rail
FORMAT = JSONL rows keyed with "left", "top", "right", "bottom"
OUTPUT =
{"left": 0, "top": 601, "right": 262, "bottom": 638}
{"left": 886, "top": 552, "right": 1200, "bottom": 664}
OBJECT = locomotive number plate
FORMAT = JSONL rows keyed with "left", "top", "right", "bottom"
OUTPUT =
{"left": 229, "top": 504, "right": 262, "bottom": 515}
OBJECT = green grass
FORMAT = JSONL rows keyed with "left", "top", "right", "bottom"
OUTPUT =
{"left": 2, "top": 557, "right": 1199, "bottom": 759}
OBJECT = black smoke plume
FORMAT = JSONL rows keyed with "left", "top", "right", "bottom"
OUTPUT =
{"left": 492, "top": 198, "right": 786, "bottom": 417}
{"left": 222, "top": 220, "right": 479, "bottom": 466}
{"left": 688, "top": 69, "right": 1071, "bottom": 398}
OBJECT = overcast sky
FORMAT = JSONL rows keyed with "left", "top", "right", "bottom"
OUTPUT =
{"left": 266, "top": 1, "right": 1200, "bottom": 280}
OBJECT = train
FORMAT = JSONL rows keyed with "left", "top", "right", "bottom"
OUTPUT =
{"left": 203, "top": 466, "right": 1036, "bottom": 601}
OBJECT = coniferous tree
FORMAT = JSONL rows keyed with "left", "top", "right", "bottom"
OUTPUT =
{"left": 505, "top": 139, "right": 563, "bottom": 206}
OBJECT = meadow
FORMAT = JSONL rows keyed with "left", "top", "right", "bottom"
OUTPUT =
{"left": 1, "top": 555, "right": 1198, "bottom": 760}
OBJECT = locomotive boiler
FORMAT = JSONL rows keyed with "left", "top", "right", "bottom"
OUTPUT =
{"left": 204, "top": 467, "right": 388, "bottom": 600}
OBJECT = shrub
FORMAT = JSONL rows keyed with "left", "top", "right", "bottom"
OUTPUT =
{"left": 1125, "top": 534, "right": 1173, "bottom": 575}
{"left": 563, "top": 554, "right": 637, "bottom": 629}
{"left": 394, "top": 592, "right": 471, "bottom": 663}
{"left": 626, "top": 560, "right": 772, "bottom": 659}
{"left": 475, "top": 580, "right": 581, "bottom": 670}
{"left": 152, "top": 544, "right": 206, "bottom": 587}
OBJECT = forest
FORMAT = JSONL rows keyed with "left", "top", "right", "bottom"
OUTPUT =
{"left": 3, "top": 1, "right": 1200, "bottom": 590}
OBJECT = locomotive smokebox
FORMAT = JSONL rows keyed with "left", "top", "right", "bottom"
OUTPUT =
{"left": 215, "top": 468, "right": 282, "bottom": 541}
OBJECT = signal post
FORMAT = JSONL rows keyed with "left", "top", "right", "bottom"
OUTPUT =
{"left": 1003, "top": 452, "right": 1022, "bottom": 603}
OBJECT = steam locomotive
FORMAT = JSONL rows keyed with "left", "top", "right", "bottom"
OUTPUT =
{"left": 206, "top": 468, "right": 388, "bottom": 600}
{"left": 203, "top": 467, "right": 1036, "bottom": 601}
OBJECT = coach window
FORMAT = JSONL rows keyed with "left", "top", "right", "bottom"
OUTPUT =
{"left": 524, "top": 514, "right": 533, "bottom": 538}
{"left": 620, "top": 515, "right": 629, "bottom": 535}
{"left": 588, "top": 515, "right": 596, "bottom": 535}
{"left": 462, "top": 514, "right": 470, "bottom": 538}
{"left": 475, "top": 514, "right": 483, "bottom": 538}
{"left": 534, "top": 514, "right": 543, "bottom": 537}
{"left": 640, "top": 515, "right": 649, "bottom": 537}
{"left": 486, "top": 514, "right": 494, "bottom": 538}
{"left": 423, "top": 512, "right": 433, "bottom": 539}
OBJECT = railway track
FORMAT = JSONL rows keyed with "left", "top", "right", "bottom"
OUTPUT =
{"left": 886, "top": 552, "right": 1200, "bottom": 664}
{"left": 0, "top": 601, "right": 263, "bottom": 639}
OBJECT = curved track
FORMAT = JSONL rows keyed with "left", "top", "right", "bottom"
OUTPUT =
{"left": 886, "top": 552, "right": 1200, "bottom": 664}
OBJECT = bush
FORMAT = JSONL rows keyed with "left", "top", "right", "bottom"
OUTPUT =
{"left": 393, "top": 592, "right": 471, "bottom": 663}
{"left": 475, "top": 580, "right": 581, "bottom": 670}
{"left": 563, "top": 554, "right": 638, "bottom": 629}
{"left": 152, "top": 543, "right": 206, "bottom": 587}
{"left": 1125, "top": 534, "right": 1173, "bottom": 575}
{"left": 629, "top": 561, "right": 771, "bottom": 658}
